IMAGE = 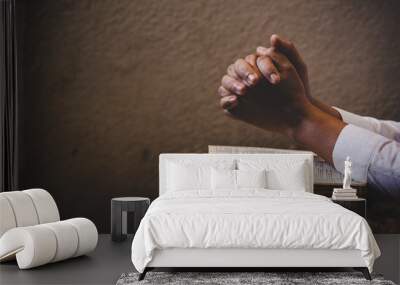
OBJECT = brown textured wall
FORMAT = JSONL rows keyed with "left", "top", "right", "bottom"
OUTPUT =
{"left": 19, "top": 0, "right": 400, "bottom": 233}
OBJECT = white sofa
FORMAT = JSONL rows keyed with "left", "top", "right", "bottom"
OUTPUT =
{"left": 0, "top": 189, "right": 98, "bottom": 269}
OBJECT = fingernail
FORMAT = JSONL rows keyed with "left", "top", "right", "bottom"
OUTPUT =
{"left": 257, "top": 46, "right": 268, "bottom": 55}
{"left": 270, "top": 73, "right": 279, "bottom": 83}
{"left": 234, "top": 83, "right": 244, "bottom": 93}
{"left": 229, "top": 97, "right": 236, "bottom": 102}
{"left": 247, "top": 74, "right": 257, "bottom": 83}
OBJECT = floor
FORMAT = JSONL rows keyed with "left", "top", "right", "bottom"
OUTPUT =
{"left": 0, "top": 234, "right": 134, "bottom": 285}
{"left": 1, "top": 234, "right": 399, "bottom": 285}
{"left": 374, "top": 234, "right": 400, "bottom": 284}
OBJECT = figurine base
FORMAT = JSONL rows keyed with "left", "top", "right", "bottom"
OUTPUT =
{"left": 332, "top": 187, "right": 358, "bottom": 200}
{"left": 333, "top": 188, "right": 356, "bottom": 191}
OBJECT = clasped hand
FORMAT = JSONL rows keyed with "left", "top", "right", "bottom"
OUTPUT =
{"left": 218, "top": 35, "right": 314, "bottom": 137}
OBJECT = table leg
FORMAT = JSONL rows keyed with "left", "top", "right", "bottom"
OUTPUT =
{"left": 111, "top": 202, "right": 126, "bottom": 242}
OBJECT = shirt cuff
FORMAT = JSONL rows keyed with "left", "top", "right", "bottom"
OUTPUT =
{"left": 333, "top": 107, "right": 372, "bottom": 130}
{"left": 332, "top": 124, "right": 386, "bottom": 183}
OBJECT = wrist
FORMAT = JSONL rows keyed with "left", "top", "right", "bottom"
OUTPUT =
{"left": 285, "top": 103, "right": 320, "bottom": 141}
{"left": 308, "top": 96, "right": 343, "bottom": 121}
{"left": 285, "top": 104, "right": 347, "bottom": 162}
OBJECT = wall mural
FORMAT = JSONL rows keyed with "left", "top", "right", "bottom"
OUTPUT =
{"left": 18, "top": 0, "right": 400, "bottom": 233}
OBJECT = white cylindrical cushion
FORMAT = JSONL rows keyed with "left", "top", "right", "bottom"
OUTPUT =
{"left": 1, "top": 191, "right": 39, "bottom": 227}
{"left": 0, "top": 195, "right": 17, "bottom": 237}
{"left": 23, "top": 189, "right": 60, "bottom": 224}
{"left": 0, "top": 226, "right": 57, "bottom": 269}
{"left": 65, "top": 218, "right": 98, "bottom": 257}
{"left": 42, "top": 221, "right": 79, "bottom": 262}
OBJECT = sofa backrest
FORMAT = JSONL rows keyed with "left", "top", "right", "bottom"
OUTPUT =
{"left": 159, "top": 153, "right": 314, "bottom": 195}
{"left": 0, "top": 189, "right": 60, "bottom": 237}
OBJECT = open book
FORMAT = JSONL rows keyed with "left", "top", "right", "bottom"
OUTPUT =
{"left": 208, "top": 145, "right": 366, "bottom": 186}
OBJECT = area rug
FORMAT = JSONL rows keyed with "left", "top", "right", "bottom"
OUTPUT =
{"left": 116, "top": 272, "right": 396, "bottom": 285}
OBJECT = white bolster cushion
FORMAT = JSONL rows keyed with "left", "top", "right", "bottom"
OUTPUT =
{"left": 1, "top": 191, "right": 39, "bottom": 227}
{"left": 0, "top": 226, "right": 57, "bottom": 268}
{"left": 0, "top": 195, "right": 17, "bottom": 237}
{"left": 64, "top": 218, "right": 98, "bottom": 257}
{"left": 0, "top": 189, "right": 59, "bottom": 237}
{"left": 42, "top": 221, "right": 79, "bottom": 262}
{"left": 0, "top": 218, "right": 98, "bottom": 269}
{"left": 23, "top": 189, "right": 60, "bottom": 224}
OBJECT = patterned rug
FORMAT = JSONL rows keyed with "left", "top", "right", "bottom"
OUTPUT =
{"left": 116, "top": 271, "right": 396, "bottom": 285}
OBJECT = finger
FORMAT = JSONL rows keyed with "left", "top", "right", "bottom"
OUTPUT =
{"left": 256, "top": 46, "right": 289, "bottom": 69}
{"left": 245, "top": 54, "right": 257, "bottom": 67}
{"left": 254, "top": 55, "right": 280, "bottom": 84}
{"left": 270, "top": 34, "right": 306, "bottom": 72}
{"left": 220, "top": 95, "right": 238, "bottom": 110}
{"left": 256, "top": 36, "right": 304, "bottom": 71}
{"left": 256, "top": 46, "right": 270, "bottom": 57}
{"left": 234, "top": 58, "right": 260, "bottom": 86}
{"left": 246, "top": 52, "right": 282, "bottom": 85}
{"left": 257, "top": 48, "right": 292, "bottom": 72}
{"left": 227, "top": 64, "right": 239, "bottom": 79}
{"left": 244, "top": 54, "right": 263, "bottom": 78}
{"left": 221, "top": 75, "right": 246, "bottom": 96}
{"left": 218, "top": 86, "right": 232, "bottom": 97}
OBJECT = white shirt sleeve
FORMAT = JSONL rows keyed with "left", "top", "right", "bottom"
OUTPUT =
{"left": 333, "top": 124, "right": 400, "bottom": 196}
{"left": 333, "top": 107, "right": 400, "bottom": 141}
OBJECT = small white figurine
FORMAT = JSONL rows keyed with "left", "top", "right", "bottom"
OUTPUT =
{"left": 342, "top": 156, "right": 352, "bottom": 189}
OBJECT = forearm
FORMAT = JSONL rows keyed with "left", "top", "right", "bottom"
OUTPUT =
{"left": 310, "top": 97, "right": 400, "bottom": 142}
{"left": 287, "top": 104, "right": 346, "bottom": 163}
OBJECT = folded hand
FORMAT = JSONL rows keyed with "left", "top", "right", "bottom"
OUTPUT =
{"left": 218, "top": 38, "right": 312, "bottom": 135}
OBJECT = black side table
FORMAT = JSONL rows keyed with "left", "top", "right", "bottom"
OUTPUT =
{"left": 111, "top": 197, "right": 150, "bottom": 242}
{"left": 331, "top": 198, "right": 366, "bottom": 218}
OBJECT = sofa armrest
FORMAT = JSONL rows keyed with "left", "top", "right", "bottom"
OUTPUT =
{"left": 0, "top": 218, "right": 98, "bottom": 269}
